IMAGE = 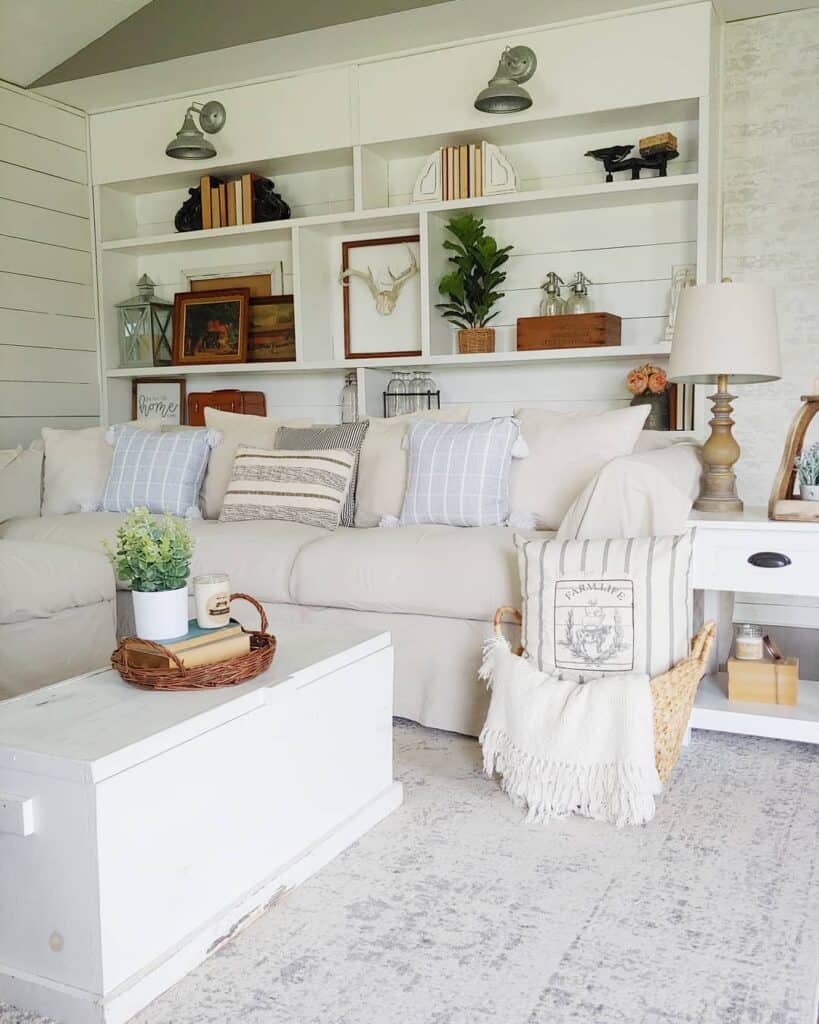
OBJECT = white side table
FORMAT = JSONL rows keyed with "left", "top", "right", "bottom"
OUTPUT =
{"left": 689, "top": 508, "right": 819, "bottom": 744}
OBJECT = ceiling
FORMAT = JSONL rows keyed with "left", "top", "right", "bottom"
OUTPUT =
{"left": 2, "top": 0, "right": 818, "bottom": 96}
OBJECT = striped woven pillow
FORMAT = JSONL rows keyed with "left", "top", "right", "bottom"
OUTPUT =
{"left": 219, "top": 446, "right": 356, "bottom": 530}
{"left": 274, "top": 422, "right": 368, "bottom": 528}
{"left": 514, "top": 531, "right": 694, "bottom": 682}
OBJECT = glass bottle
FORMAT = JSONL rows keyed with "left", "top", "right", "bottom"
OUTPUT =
{"left": 400, "top": 372, "right": 414, "bottom": 415}
{"left": 341, "top": 371, "right": 358, "bottom": 423}
{"left": 565, "top": 272, "right": 593, "bottom": 314}
{"left": 539, "top": 272, "right": 565, "bottom": 316}
{"left": 386, "top": 371, "right": 406, "bottom": 418}
{"left": 409, "top": 370, "right": 427, "bottom": 413}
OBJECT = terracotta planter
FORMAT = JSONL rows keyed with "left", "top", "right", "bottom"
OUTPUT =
{"left": 457, "top": 328, "right": 495, "bottom": 354}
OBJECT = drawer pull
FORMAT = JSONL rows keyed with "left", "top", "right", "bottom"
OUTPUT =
{"left": 747, "top": 551, "right": 792, "bottom": 569}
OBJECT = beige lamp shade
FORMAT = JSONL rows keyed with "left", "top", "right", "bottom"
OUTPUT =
{"left": 668, "top": 282, "right": 781, "bottom": 384}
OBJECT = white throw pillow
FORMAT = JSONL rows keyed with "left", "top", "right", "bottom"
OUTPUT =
{"left": 202, "top": 408, "right": 313, "bottom": 520}
{"left": 41, "top": 421, "right": 165, "bottom": 516}
{"left": 354, "top": 407, "right": 471, "bottom": 528}
{"left": 0, "top": 445, "right": 43, "bottom": 520}
{"left": 510, "top": 406, "right": 649, "bottom": 530}
{"left": 514, "top": 531, "right": 694, "bottom": 682}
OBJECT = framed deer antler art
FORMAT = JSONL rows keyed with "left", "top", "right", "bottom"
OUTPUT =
{"left": 340, "top": 235, "right": 422, "bottom": 359}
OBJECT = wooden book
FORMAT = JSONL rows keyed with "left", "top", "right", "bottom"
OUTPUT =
{"left": 211, "top": 189, "right": 221, "bottom": 228}
{"left": 127, "top": 619, "right": 243, "bottom": 656}
{"left": 453, "top": 147, "right": 460, "bottom": 199}
{"left": 460, "top": 144, "right": 469, "bottom": 199}
{"left": 234, "top": 180, "right": 244, "bottom": 226}
{"left": 242, "top": 172, "right": 254, "bottom": 224}
{"left": 227, "top": 180, "right": 237, "bottom": 226}
{"left": 218, "top": 184, "right": 227, "bottom": 227}
{"left": 126, "top": 632, "right": 250, "bottom": 671}
{"left": 475, "top": 146, "right": 482, "bottom": 197}
{"left": 201, "top": 175, "right": 212, "bottom": 230}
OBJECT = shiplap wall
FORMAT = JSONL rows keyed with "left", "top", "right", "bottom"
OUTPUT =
{"left": 0, "top": 81, "right": 98, "bottom": 448}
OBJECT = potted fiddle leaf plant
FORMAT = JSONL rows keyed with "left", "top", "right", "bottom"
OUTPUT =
{"left": 795, "top": 442, "right": 819, "bottom": 501}
{"left": 105, "top": 508, "right": 193, "bottom": 641}
{"left": 436, "top": 213, "right": 512, "bottom": 353}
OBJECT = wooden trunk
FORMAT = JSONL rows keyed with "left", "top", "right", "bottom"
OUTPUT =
{"left": 516, "top": 312, "right": 622, "bottom": 351}
{"left": 187, "top": 388, "right": 267, "bottom": 425}
{"left": 727, "top": 657, "right": 799, "bottom": 706}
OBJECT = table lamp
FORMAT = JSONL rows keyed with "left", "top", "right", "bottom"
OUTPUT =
{"left": 669, "top": 282, "right": 781, "bottom": 513}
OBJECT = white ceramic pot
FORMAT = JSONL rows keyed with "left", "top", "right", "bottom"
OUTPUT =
{"left": 132, "top": 586, "right": 189, "bottom": 641}
{"left": 801, "top": 484, "right": 819, "bottom": 501}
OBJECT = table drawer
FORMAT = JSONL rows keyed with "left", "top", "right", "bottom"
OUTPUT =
{"left": 692, "top": 527, "right": 819, "bottom": 596}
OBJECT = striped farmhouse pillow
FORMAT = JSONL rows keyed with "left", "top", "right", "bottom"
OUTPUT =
{"left": 274, "top": 422, "right": 369, "bottom": 527}
{"left": 219, "top": 446, "right": 356, "bottom": 530}
{"left": 400, "top": 417, "right": 523, "bottom": 527}
{"left": 514, "top": 531, "right": 694, "bottom": 682}
{"left": 101, "top": 425, "right": 214, "bottom": 516}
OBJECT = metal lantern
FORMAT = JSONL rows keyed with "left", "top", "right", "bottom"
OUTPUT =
{"left": 116, "top": 275, "right": 173, "bottom": 367}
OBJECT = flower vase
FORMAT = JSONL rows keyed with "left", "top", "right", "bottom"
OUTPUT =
{"left": 132, "top": 586, "right": 189, "bottom": 641}
{"left": 630, "top": 391, "right": 670, "bottom": 431}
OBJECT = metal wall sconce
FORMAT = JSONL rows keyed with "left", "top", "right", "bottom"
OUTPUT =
{"left": 474, "top": 45, "right": 537, "bottom": 114}
{"left": 165, "top": 100, "right": 227, "bottom": 160}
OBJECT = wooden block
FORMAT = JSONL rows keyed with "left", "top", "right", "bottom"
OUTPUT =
{"left": 727, "top": 657, "right": 799, "bottom": 706}
{"left": 770, "top": 498, "right": 819, "bottom": 523}
{"left": 516, "top": 312, "right": 621, "bottom": 350}
{"left": 639, "top": 131, "right": 678, "bottom": 154}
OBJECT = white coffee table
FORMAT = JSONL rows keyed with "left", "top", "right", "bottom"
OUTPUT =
{"left": 0, "top": 623, "right": 401, "bottom": 1024}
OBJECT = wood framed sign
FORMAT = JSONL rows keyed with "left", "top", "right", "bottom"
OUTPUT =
{"left": 172, "top": 289, "right": 249, "bottom": 365}
{"left": 340, "top": 235, "right": 421, "bottom": 359}
{"left": 132, "top": 378, "right": 186, "bottom": 425}
{"left": 248, "top": 295, "right": 296, "bottom": 362}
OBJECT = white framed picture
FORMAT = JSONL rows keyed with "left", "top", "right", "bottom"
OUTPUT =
{"left": 340, "top": 235, "right": 422, "bottom": 359}
{"left": 132, "top": 378, "right": 186, "bottom": 425}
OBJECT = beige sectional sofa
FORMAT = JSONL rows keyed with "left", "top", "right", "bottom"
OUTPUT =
{"left": 0, "top": 438, "right": 701, "bottom": 734}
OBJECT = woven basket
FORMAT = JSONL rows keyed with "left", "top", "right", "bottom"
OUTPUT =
{"left": 458, "top": 328, "right": 495, "bottom": 354}
{"left": 492, "top": 607, "right": 715, "bottom": 784}
{"left": 112, "top": 593, "right": 276, "bottom": 691}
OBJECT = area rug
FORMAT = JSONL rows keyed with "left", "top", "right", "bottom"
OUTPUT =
{"left": 2, "top": 724, "right": 817, "bottom": 1024}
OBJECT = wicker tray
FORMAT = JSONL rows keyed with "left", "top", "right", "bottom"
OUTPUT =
{"left": 492, "top": 607, "right": 715, "bottom": 783}
{"left": 112, "top": 593, "right": 276, "bottom": 691}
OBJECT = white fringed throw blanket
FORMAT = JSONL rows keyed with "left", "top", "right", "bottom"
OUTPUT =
{"left": 479, "top": 636, "right": 661, "bottom": 827}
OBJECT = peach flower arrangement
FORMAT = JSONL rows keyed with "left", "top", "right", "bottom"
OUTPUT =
{"left": 626, "top": 363, "right": 668, "bottom": 396}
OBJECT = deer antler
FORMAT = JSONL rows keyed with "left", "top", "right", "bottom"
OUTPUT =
{"left": 339, "top": 265, "right": 380, "bottom": 299}
{"left": 385, "top": 248, "right": 419, "bottom": 290}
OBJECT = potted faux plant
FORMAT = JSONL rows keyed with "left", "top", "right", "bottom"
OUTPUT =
{"left": 436, "top": 213, "right": 512, "bottom": 353}
{"left": 796, "top": 442, "right": 819, "bottom": 501}
{"left": 626, "top": 363, "right": 670, "bottom": 430}
{"left": 105, "top": 508, "right": 194, "bottom": 640}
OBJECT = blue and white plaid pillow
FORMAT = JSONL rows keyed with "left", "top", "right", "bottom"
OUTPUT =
{"left": 399, "top": 417, "right": 524, "bottom": 527}
{"left": 102, "top": 426, "right": 215, "bottom": 517}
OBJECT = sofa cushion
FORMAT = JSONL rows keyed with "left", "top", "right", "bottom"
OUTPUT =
{"left": 1, "top": 513, "right": 325, "bottom": 606}
{"left": 0, "top": 445, "right": 43, "bottom": 521}
{"left": 0, "top": 539, "right": 115, "bottom": 625}
{"left": 291, "top": 523, "right": 549, "bottom": 622}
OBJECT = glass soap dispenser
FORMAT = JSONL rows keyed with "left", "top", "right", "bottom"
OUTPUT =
{"left": 539, "top": 272, "right": 565, "bottom": 316}
{"left": 566, "top": 272, "right": 593, "bottom": 314}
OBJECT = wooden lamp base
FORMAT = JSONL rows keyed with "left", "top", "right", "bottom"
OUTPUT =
{"left": 694, "top": 374, "right": 743, "bottom": 514}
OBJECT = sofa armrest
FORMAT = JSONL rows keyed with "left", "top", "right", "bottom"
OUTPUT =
{"left": 557, "top": 443, "right": 702, "bottom": 541}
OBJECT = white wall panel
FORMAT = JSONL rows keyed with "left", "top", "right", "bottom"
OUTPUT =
{"left": 90, "top": 67, "right": 354, "bottom": 186}
{"left": 0, "top": 82, "right": 98, "bottom": 449}
{"left": 359, "top": 5, "right": 712, "bottom": 144}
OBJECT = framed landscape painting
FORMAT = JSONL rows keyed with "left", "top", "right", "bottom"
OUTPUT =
{"left": 172, "top": 289, "right": 249, "bottom": 365}
{"left": 247, "top": 295, "right": 296, "bottom": 362}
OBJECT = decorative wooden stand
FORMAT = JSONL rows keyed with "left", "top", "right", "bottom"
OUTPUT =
{"left": 768, "top": 394, "right": 819, "bottom": 522}
{"left": 695, "top": 374, "right": 743, "bottom": 514}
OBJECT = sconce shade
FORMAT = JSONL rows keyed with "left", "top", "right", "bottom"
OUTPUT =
{"left": 474, "top": 45, "right": 537, "bottom": 114}
{"left": 669, "top": 282, "right": 781, "bottom": 385}
{"left": 165, "top": 100, "right": 226, "bottom": 160}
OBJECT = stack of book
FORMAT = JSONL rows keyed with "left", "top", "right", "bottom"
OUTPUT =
{"left": 668, "top": 382, "right": 696, "bottom": 431}
{"left": 200, "top": 174, "right": 258, "bottom": 230}
{"left": 440, "top": 142, "right": 486, "bottom": 201}
{"left": 125, "top": 618, "right": 250, "bottom": 670}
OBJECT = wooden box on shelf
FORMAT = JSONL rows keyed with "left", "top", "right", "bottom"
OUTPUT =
{"left": 516, "top": 313, "right": 622, "bottom": 351}
{"left": 727, "top": 657, "right": 799, "bottom": 706}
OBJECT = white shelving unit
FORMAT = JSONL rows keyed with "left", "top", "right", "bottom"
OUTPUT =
{"left": 88, "top": 3, "right": 719, "bottom": 427}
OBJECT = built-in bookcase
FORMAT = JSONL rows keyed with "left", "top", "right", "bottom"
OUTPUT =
{"left": 91, "top": 5, "right": 718, "bottom": 434}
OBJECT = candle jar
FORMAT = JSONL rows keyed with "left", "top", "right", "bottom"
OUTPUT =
{"left": 194, "top": 573, "right": 231, "bottom": 629}
{"left": 734, "top": 623, "right": 764, "bottom": 660}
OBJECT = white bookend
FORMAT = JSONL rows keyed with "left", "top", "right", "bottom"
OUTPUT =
{"left": 412, "top": 149, "right": 443, "bottom": 203}
{"left": 481, "top": 141, "right": 519, "bottom": 195}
